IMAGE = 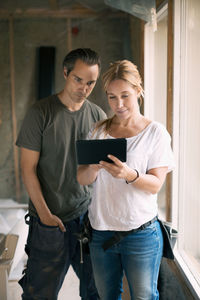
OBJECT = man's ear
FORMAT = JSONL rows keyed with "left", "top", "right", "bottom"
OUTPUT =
{"left": 63, "top": 67, "right": 68, "bottom": 79}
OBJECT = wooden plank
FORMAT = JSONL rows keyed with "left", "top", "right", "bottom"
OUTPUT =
{"left": 0, "top": 8, "right": 125, "bottom": 19}
{"left": 0, "top": 234, "right": 19, "bottom": 261}
{"left": 67, "top": 18, "right": 72, "bottom": 52}
{"left": 129, "top": 16, "right": 144, "bottom": 114}
{"left": 0, "top": 100, "right": 2, "bottom": 126}
{"left": 48, "top": 0, "right": 58, "bottom": 10}
{"left": 156, "top": 0, "right": 167, "bottom": 9}
{"left": 166, "top": 0, "right": 174, "bottom": 221}
{"left": 9, "top": 16, "right": 21, "bottom": 201}
{"left": 0, "top": 234, "right": 19, "bottom": 300}
{"left": 140, "top": 20, "right": 145, "bottom": 93}
{"left": 129, "top": 16, "right": 141, "bottom": 71}
{"left": 0, "top": 262, "right": 9, "bottom": 300}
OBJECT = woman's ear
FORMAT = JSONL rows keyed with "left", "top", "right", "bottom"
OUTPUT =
{"left": 135, "top": 87, "right": 140, "bottom": 96}
{"left": 136, "top": 87, "right": 143, "bottom": 99}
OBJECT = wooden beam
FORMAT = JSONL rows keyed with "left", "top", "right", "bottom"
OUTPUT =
{"left": 129, "top": 16, "right": 144, "bottom": 114}
{"left": 0, "top": 101, "right": 2, "bottom": 126}
{"left": 0, "top": 8, "right": 125, "bottom": 19}
{"left": 156, "top": 0, "right": 166, "bottom": 9}
{"left": 67, "top": 19, "right": 72, "bottom": 52}
{"left": 140, "top": 20, "right": 144, "bottom": 93}
{"left": 166, "top": 0, "right": 174, "bottom": 222}
{"left": 129, "top": 16, "right": 140, "bottom": 67}
{"left": 9, "top": 16, "right": 21, "bottom": 201}
{"left": 48, "top": 0, "right": 58, "bottom": 10}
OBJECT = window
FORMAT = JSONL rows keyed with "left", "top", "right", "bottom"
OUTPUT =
{"left": 173, "top": 0, "right": 200, "bottom": 297}
{"left": 145, "top": 0, "right": 200, "bottom": 297}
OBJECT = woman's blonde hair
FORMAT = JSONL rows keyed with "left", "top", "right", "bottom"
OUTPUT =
{"left": 93, "top": 60, "right": 144, "bottom": 137}
{"left": 102, "top": 60, "right": 144, "bottom": 97}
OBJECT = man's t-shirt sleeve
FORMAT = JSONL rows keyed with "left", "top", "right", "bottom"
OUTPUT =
{"left": 16, "top": 106, "right": 43, "bottom": 152}
{"left": 98, "top": 108, "right": 107, "bottom": 120}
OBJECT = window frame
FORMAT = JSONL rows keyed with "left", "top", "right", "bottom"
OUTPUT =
{"left": 144, "top": 0, "right": 200, "bottom": 298}
{"left": 173, "top": 0, "right": 200, "bottom": 298}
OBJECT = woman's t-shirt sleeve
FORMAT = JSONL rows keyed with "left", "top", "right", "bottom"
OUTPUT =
{"left": 147, "top": 125, "right": 175, "bottom": 172}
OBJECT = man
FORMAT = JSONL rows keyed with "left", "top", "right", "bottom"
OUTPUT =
{"left": 16, "top": 48, "right": 106, "bottom": 300}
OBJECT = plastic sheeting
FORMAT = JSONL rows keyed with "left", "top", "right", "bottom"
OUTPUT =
{"left": 104, "top": 0, "right": 157, "bottom": 30}
{"left": 0, "top": 199, "right": 27, "bottom": 234}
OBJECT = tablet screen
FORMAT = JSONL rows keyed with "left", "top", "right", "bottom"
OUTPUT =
{"left": 76, "top": 138, "right": 127, "bottom": 165}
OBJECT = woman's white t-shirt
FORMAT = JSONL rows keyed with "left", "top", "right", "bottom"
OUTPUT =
{"left": 87, "top": 121, "right": 175, "bottom": 231}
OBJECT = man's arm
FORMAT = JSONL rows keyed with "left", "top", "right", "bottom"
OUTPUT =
{"left": 20, "top": 147, "right": 66, "bottom": 232}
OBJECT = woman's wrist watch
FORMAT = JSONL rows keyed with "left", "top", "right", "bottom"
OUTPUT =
{"left": 125, "top": 169, "right": 140, "bottom": 184}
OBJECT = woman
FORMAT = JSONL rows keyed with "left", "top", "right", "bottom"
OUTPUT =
{"left": 77, "top": 60, "right": 174, "bottom": 300}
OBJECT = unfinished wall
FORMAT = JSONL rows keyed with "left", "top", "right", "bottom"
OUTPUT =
{"left": 0, "top": 15, "right": 133, "bottom": 202}
{"left": 0, "top": 20, "right": 15, "bottom": 199}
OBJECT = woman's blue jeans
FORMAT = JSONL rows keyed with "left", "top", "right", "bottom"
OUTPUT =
{"left": 89, "top": 220, "right": 163, "bottom": 300}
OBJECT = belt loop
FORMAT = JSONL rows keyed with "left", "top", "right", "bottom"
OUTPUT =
{"left": 140, "top": 224, "right": 146, "bottom": 230}
{"left": 24, "top": 213, "right": 31, "bottom": 225}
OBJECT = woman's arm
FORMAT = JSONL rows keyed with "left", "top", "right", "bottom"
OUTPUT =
{"left": 129, "top": 167, "right": 168, "bottom": 194}
{"left": 20, "top": 147, "right": 66, "bottom": 231}
{"left": 100, "top": 154, "right": 168, "bottom": 194}
{"left": 77, "top": 164, "right": 102, "bottom": 185}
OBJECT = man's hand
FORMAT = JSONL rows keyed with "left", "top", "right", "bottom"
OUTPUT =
{"left": 40, "top": 214, "right": 66, "bottom": 232}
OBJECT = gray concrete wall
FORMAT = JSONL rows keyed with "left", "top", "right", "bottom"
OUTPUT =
{"left": 0, "top": 16, "right": 132, "bottom": 202}
{"left": 0, "top": 20, "right": 16, "bottom": 198}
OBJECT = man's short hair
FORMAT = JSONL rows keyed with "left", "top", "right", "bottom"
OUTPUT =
{"left": 63, "top": 48, "right": 101, "bottom": 76}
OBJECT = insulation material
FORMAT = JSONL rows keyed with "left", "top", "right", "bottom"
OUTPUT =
{"left": 104, "top": 0, "right": 157, "bottom": 31}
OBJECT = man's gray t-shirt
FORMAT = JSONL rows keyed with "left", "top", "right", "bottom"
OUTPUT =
{"left": 16, "top": 95, "right": 106, "bottom": 222}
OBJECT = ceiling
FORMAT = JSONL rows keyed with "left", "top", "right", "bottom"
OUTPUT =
{"left": 0, "top": 0, "right": 111, "bottom": 13}
{"left": 0, "top": 0, "right": 155, "bottom": 22}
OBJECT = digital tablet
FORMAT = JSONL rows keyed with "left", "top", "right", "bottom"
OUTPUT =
{"left": 76, "top": 138, "right": 127, "bottom": 165}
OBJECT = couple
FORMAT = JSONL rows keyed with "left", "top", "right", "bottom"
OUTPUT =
{"left": 16, "top": 48, "right": 174, "bottom": 300}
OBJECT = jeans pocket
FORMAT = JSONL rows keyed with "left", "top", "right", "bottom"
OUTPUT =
{"left": 31, "top": 219, "right": 65, "bottom": 253}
